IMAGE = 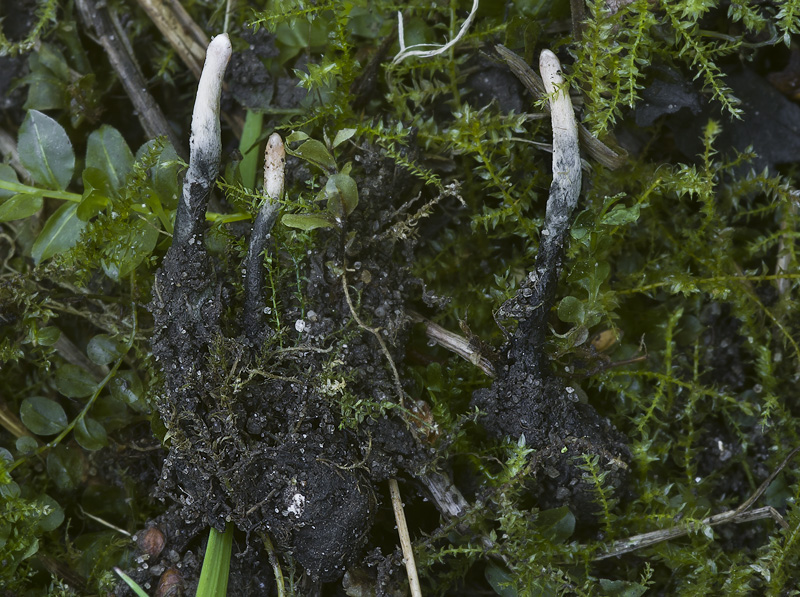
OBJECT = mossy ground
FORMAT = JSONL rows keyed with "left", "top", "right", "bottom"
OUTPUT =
{"left": 2, "top": 1, "right": 800, "bottom": 595}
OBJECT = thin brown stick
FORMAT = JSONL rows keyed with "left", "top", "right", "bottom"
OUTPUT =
{"left": 408, "top": 310, "right": 495, "bottom": 377}
{"left": 75, "top": 0, "right": 184, "bottom": 154}
{"left": 595, "top": 446, "right": 800, "bottom": 560}
{"left": 135, "top": 0, "right": 209, "bottom": 78}
{"left": 389, "top": 479, "right": 423, "bottom": 597}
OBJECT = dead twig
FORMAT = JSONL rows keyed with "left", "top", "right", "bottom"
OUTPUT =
{"left": 75, "top": 0, "right": 184, "bottom": 155}
{"left": 408, "top": 310, "right": 495, "bottom": 377}
{"left": 389, "top": 479, "right": 423, "bottom": 597}
{"left": 134, "top": 0, "right": 209, "bottom": 78}
{"left": 595, "top": 446, "right": 800, "bottom": 560}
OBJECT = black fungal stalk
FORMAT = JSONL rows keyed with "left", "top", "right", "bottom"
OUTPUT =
{"left": 471, "top": 50, "right": 630, "bottom": 514}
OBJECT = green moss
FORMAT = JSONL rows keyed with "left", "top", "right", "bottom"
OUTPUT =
{"left": 3, "top": 0, "right": 800, "bottom": 594}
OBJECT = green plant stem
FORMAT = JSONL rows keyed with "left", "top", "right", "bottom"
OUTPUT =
{"left": 206, "top": 211, "right": 251, "bottom": 223}
{"left": 617, "top": 272, "right": 800, "bottom": 295}
{"left": 0, "top": 179, "right": 82, "bottom": 202}
{"left": 260, "top": 532, "right": 286, "bottom": 597}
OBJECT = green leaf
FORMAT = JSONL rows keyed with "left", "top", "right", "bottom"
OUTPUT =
{"left": 535, "top": 506, "right": 576, "bottom": 543}
{"left": 54, "top": 364, "right": 98, "bottom": 399}
{"left": 31, "top": 202, "right": 87, "bottom": 264}
{"left": 151, "top": 142, "right": 181, "bottom": 211}
{"left": 325, "top": 173, "right": 359, "bottom": 216}
{"left": 36, "top": 494, "right": 65, "bottom": 532}
{"left": 101, "top": 215, "right": 161, "bottom": 281}
{"left": 289, "top": 139, "right": 336, "bottom": 172}
{"left": 87, "top": 334, "right": 125, "bottom": 366}
{"left": 109, "top": 370, "right": 144, "bottom": 406}
{"left": 18, "top": 110, "right": 75, "bottom": 190}
{"left": 35, "top": 326, "right": 61, "bottom": 346}
{"left": 331, "top": 128, "right": 356, "bottom": 149}
{"left": 282, "top": 213, "right": 336, "bottom": 230}
{"left": 557, "top": 296, "right": 585, "bottom": 325}
{"left": 238, "top": 110, "right": 263, "bottom": 190}
{"left": 196, "top": 523, "right": 234, "bottom": 597}
{"left": 0, "top": 194, "right": 43, "bottom": 222}
{"left": 598, "top": 579, "right": 648, "bottom": 597}
{"left": 22, "top": 44, "right": 69, "bottom": 111}
{"left": 485, "top": 563, "right": 517, "bottom": 597}
{"left": 46, "top": 445, "right": 84, "bottom": 491}
{"left": 114, "top": 567, "right": 150, "bottom": 597}
{"left": 285, "top": 131, "right": 309, "bottom": 143}
{"left": 74, "top": 417, "right": 108, "bottom": 451}
{"left": 77, "top": 167, "right": 112, "bottom": 220}
{"left": 86, "top": 125, "right": 134, "bottom": 195}
{"left": 20, "top": 396, "right": 68, "bottom": 436}
{"left": 600, "top": 204, "right": 640, "bottom": 227}
{"left": 0, "top": 480, "right": 20, "bottom": 499}
{"left": 15, "top": 436, "right": 38, "bottom": 454}
{"left": 0, "top": 164, "right": 20, "bottom": 199}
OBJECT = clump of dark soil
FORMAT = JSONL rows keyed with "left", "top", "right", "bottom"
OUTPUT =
{"left": 139, "top": 145, "right": 429, "bottom": 590}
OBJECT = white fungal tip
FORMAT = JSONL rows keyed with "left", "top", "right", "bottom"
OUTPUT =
{"left": 539, "top": 49, "right": 564, "bottom": 91}
{"left": 208, "top": 33, "right": 232, "bottom": 59}
{"left": 264, "top": 133, "right": 286, "bottom": 200}
{"left": 266, "top": 132, "right": 284, "bottom": 155}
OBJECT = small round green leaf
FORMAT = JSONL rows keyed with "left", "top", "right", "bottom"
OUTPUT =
{"left": 0, "top": 194, "right": 43, "bottom": 222}
{"left": 87, "top": 334, "right": 124, "bottom": 366}
{"left": 0, "top": 481, "right": 21, "bottom": 499}
{"left": 325, "top": 173, "right": 359, "bottom": 216}
{"left": 74, "top": 417, "right": 108, "bottom": 451}
{"left": 20, "top": 396, "right": 68, "bottom": 436}
{"left": 15, "top": 435, "right": 38, "bottom": 454}
{"left": 18, "top": 110, "right": 75, "bottom": 190}
{"left": 289, "top": 139, "right": 336, "bottom": 172}
{"left": 600, "top": 204, "right": 640, "bottom": 227}
{"left": 35, "top": 326, "right": 61, "bottom": 346}
{"left": 109, "top": 370, "right": 143, "bottom": 405}
{"left": 36, "top": 494, "right": 65, "bottom": 532}
{"left": 0, "top": 447, "right": 12, "bottom": 465}
{"left": 55, "top": 364, "right": 98, "bottom": 399}
{"left": 331, "top": 128, "right": 356, "bottom": 149}
{"left": 557, "top": 296, "right": 585, "bottom": 325}
{"left": 46, "top": 445, "right": 84, "bottom": 491}
{"left": 484, "top": 563, "right": 516, "bottom": 597}
{"left": 151, "top": 142, "right": 181, "bottom": 210}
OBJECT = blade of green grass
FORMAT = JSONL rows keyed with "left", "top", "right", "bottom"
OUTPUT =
{"left": 113, "top": 567, "right": 149, "bottom": 597}
{"left": 196, "top": 523, "right": 234, "bottom": 597}
{"left": 239, "top": 110, "right": 264, "bottom": 190}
